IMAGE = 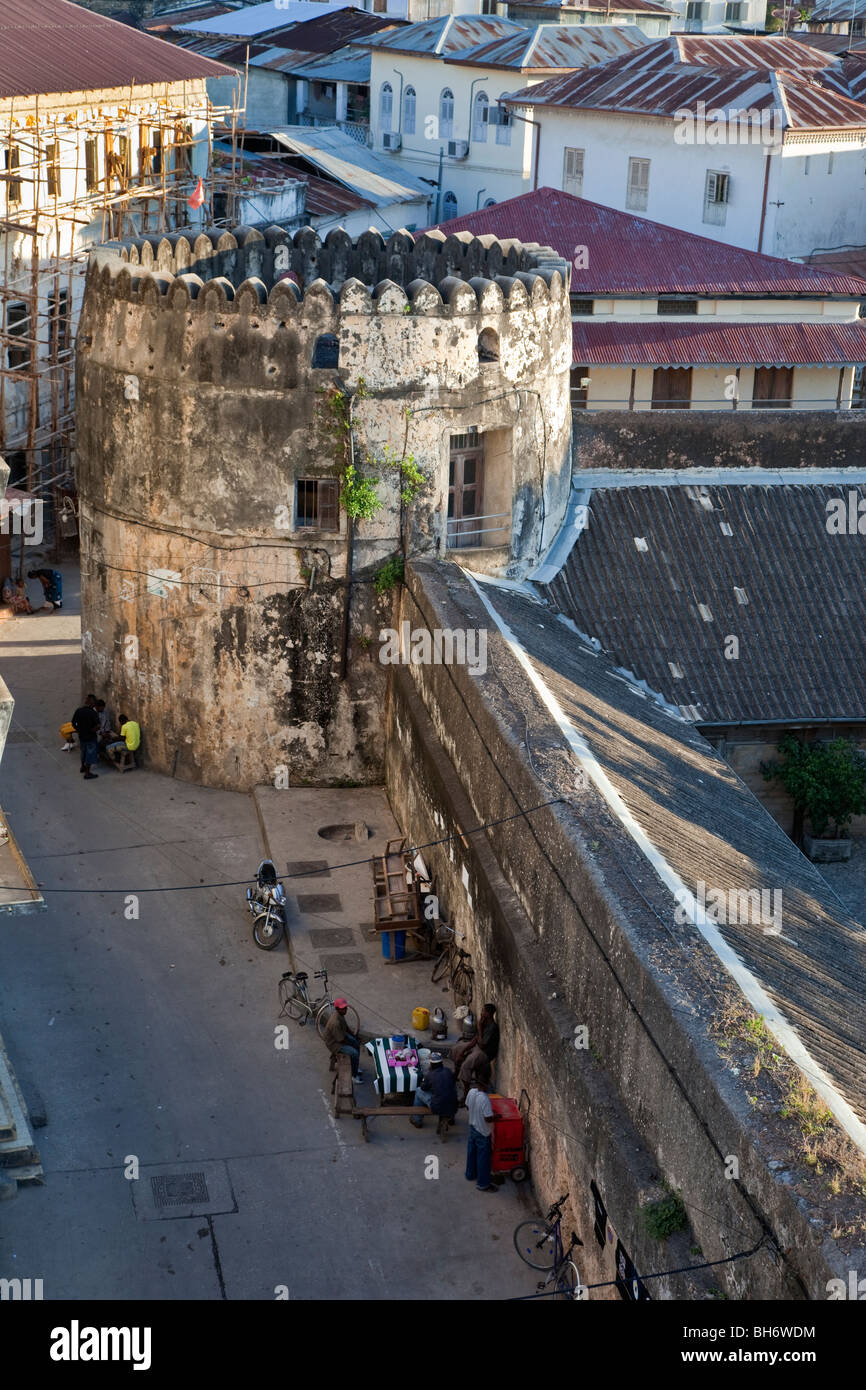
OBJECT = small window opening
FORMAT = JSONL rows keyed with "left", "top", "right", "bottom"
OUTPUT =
{"left": 478, "top": 328, "right": 499, "bottom": 363}
{"left": 311, "top": 333, "right": 339, "bottom": 369}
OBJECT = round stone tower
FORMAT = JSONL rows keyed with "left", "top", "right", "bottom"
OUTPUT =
{"left": 75, "top": 223, "right": 572, "bottom": 789}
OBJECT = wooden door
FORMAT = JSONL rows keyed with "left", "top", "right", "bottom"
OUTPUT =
{"left": 651, "top": 366, "right": 692, "bottom": 409}
{"left": 752, "top": 366, "right": 793, "bottom": 408}
{"left": 448, "top": 440, "right": 484, "bottom": 548}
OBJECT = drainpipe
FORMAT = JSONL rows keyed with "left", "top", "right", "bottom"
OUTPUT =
{"left": 392, "top": 67, "right": 404, "bottom": 134}
{"left": 433, "top": 146, "right": 444, "bottom": 222}
{"left": 756, "top": 151, "right": 772, "bottom": 253}
{"left": 475, "top": 186, "right": 487, "bottom": 209}
{"left": 339, "top": 391, "right": 355, "bottom": 682}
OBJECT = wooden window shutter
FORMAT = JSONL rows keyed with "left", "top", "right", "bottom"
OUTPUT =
{"left": 317, "top": 479, "right": 339, "bottom": 531}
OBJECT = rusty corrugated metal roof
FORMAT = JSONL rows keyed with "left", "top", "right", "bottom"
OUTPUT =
{"left": 571, "top": 318, "right": 866, "bottom": 366}
{"left": 674, "top": 35, "right": 833, "bottom": 68}
{"left": 145, "top": 3, "right": 234, "bottom": 32}
{"left": 445, "top": 23, "right": 649, "bottom": 72}
{"left": 0, "top": 0, "right": 235, "bottom": 98}
{"left": 506, "top": 35, "right": 866, "bottom": 132}
{"left": 433, "top": 187, "right": 866, "bottom": 296}
{"left": 264, "top": 9, "right": 402, "bottom": 54}
{"left": 363, "top": 14, "right": 520, "bottom": 57}
{"left": 510, "top": 0, "right": 672, "bottom": 13}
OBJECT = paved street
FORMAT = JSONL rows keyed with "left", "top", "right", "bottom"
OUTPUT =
{"left": 0, "top": 565, "right": 538, "bottom": 1301}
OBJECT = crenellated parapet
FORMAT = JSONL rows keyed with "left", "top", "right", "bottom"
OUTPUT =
{"left": 87, "top": 223, "right": 571, "bottom": 321}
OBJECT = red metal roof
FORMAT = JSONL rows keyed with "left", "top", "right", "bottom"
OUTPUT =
{"left": 571, "top": 318, "right": 866, "bottom": 366}
{"left": 266, "top": 9, "right": 402, "bottom": 53}
{"left": 506, "top": 35, "right": 866, "bottom": 132}
{"left": 0, "top": 0, "right": 234, "bottom": 98}
{"left": 433, "top": 188, "right": 866, "bottom": 297}
{"left": 144, "top": 3, "right": 234, "bottom": 32}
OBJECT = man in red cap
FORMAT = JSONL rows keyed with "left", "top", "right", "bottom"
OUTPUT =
{"left": 322, "top": 999, "right": 363, "bottom": 1081}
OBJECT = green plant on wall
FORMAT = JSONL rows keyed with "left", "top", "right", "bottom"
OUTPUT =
{"left": 317, "top": 380, "right": 384, "bottom": 523}
{"left": 374, "top": 555, "right": 404, "bottom": 594}
{"left": 641, "top": 1188, "right": 687, "bottom": 1241}
{"left": 761, "top": 734, "right": 866, "bottom": 839}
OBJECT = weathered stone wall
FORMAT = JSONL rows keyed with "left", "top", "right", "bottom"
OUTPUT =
{"left": 75, "top": 225, "right": 572, "bottom": 788}
{"left": 574, "top": 409, "right": 866, "bottom": 472}
{"left": 385, "top": 560, "right": 861, "bottom": 1300}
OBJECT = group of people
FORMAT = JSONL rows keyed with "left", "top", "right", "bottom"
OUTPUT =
{"left": 1, "top": 568, "right": 63, "bottom": 615}
{"left": 321, "top": 996, "right": 504, "bottom": 1195}
{"left": 66, "top": 694, "right": 141, "bottom": 780}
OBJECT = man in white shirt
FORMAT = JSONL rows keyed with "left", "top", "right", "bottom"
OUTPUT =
{"left": 465, "top": 1070, "right": 499, "bottom": 1193}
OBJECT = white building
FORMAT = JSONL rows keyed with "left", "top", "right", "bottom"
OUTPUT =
{"left": 0, "top": 0, "right": 231, "bottom": 492}
{"left": 503, "top": 0, "right": 673, "bottom": 36}
{"left": 435, "top": 186, "right": 866, "bottom": 411}
{"left": 505, "top": 35, "right": 866, "bottom": 258}
{"left": 665, "top": 0, "right": 765, "bottom": 34}
{"left": 367, "top": 16, "right": 650, "bottom": 216}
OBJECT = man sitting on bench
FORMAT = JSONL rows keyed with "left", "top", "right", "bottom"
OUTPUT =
{"left": 322, "top": 999, "right": 364, "bottom": 1082}
{"left": 410, "top": 1052, "right": 457, "bottom": 1129}
{"left": 105, "top": 713, "right": 141, "bottom": 767}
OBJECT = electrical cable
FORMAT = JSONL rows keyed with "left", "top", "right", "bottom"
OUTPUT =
{"left": 0, "top": 796, "right": 564, "bottom": 895}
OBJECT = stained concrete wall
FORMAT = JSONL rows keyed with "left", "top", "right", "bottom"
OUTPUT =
{"left": 384, "top": 559, "right": 860, "bottom": 1300}
{"left": 573, "top": 408, "right": 866, "bottom": 472}
{"left": 75, "top": 225, "right": 572, "bottom": 788}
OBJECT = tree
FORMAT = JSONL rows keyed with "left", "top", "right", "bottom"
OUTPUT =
{"left": 762, "top": 734, "right": 866, "bottom": 839}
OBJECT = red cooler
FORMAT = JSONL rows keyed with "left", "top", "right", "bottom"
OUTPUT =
{"left": 490, "top": 1095, "right": 527, "bottom": 1181}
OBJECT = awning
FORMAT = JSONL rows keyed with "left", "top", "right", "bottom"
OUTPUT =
{"left": 571, "top": 319, "right": 866, "bottom": 368}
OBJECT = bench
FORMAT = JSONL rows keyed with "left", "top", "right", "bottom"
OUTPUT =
{"left": 330, "top": 1054, "right": 355, "bottom": 1117}
{"left": 104, "top": 744, "right": 137, "bottom": 773}
{"left": 352, "top": 1106, "right": 454, "bottom": 1142}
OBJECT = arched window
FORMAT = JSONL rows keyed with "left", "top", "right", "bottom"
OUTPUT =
{"left": 484, "top": 197, "right": 497, "bottom": 207}
{"left": 495, "top": 96, "right": 511, "bottom": 146}
{"left": 478, "top": 328, "right": 499, "bottom": 363}
{"left": 472, "top": 90, "right": 489, "bottom": 143}
{"left": 311, "top": 333, "right": 339, "bottom": 369}
{"left": 439, "top": 88, "right": 454, "bottom": 141}
{"left": 442, "top": 190, "right": 458, "bottom": 218}
{"left": 380, "top": 81, "right": 393, "bottom": 133}
{"left": 403, "top": 86, "right": 416, "bottom": 135}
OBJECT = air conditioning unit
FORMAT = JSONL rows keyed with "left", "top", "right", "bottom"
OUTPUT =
{"left": 447, "top": 139, "right": 469, "bottom": 160}
{"left": 383, "top": 131, "right": 402, "bottom": 151}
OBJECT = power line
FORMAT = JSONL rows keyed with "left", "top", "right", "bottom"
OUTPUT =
{"left": 0, "top": 796, "right": 564, "bottom": 895}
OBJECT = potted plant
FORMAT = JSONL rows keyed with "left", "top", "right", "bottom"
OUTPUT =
{"left": 761, "top": 734, "right": 866, "bottom": 862}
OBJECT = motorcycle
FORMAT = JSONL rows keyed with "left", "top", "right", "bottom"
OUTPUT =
{"left": 247, "top": 859, "right": 287, "bottom": 951}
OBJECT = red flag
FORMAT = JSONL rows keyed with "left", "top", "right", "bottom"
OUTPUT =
{"left": 188, "top": 177, "right": 205, "bottom": 211}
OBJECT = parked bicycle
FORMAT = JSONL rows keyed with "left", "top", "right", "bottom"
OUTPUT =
{"left": 430, "top": 923, "right": 474, "bottom": 1006}
{"left": 513, "top": 1192, "right": 585, "bottom": 1301}
{"left": 278, "top": 967, "right": 359, "bottom": 1038}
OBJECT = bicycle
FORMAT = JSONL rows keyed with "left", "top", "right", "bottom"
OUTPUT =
{"left": 430, "top": 924, "right": 474, "bottom": 1006}
{"left": 513, "top": 1192, "right": 585, "bottom": 1301}
{"left": 278, "top": 967, "right": 360, "bottom": 1038}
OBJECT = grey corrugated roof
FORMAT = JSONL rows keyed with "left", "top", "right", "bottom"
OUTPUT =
{"left": 546, "top": 482, "right": 866, "bottom": 725}
{"left": 285, "top": 43, "right": 372, "bottom": 83}
{"left": 267, "top": 125, "right": 430, "bottom": 204}
{"left": 478, "top": 578, "right": 866, "bottom": 1135}
{"left": 363, "top": 13, "right": 520, "bottom": 56}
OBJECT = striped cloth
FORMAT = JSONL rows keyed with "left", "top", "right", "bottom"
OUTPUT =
{"left": 366, "top": 1035, "right": 420, "bottom": 1097}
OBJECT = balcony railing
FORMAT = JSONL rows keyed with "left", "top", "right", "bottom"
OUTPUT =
{"left": 446, "top": 512, "right": 510, "bottom": 548}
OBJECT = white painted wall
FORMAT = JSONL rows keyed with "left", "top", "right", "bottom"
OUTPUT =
{"left": 529, "top": 105, "right": 866, "bottom": 257}
{"left": 575, "top": 363, "right": 855, "bottom": 409}
{"left": 667, "top": 0, "right": 765, "bottom": 31}
{"left": 370, "top": 49, "right": 537, "bottom": 217}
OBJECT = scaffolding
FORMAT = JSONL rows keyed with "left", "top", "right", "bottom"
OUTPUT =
{"left": 0, "top": 78, "right": 250, "bottom": 561}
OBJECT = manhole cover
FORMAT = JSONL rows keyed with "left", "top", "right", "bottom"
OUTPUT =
{"left": 130, "top": 1161, "right": 236, "bottom": 1222}
{"left": 309, "top": 928, "right": 355, "bottom": 948}
{"left": 286, "top": 860, "right": 331, "bottom": 878}
{"left": 152, "top": 1172, "right": 209, "bottom": 1207}
{"left": 297, "top": 894, "right": 342, "bottom": 913}
{"left": 317, "top": 823, "right": 372, "bottom": 841}
{"left": 319, "top": 953, "right": 367, "bottom": 974}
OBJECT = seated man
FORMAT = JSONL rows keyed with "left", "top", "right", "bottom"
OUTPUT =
{"left": 452, "top": 1002, "right": 500, "bottom": 1096}
{"left": 105, "top": 713, "right": 141, "bottom": 764}
{"left": 94, "top": 700, "right": 113, "bottom": 746}
{"left": 411, "top": 1053, "right": 458, "bottom": 1129}
{"left": 322, "top": 999, "right": 364, "bottom": 1082}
